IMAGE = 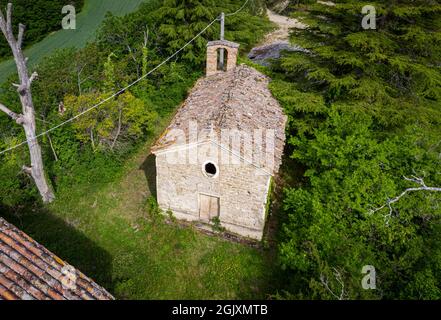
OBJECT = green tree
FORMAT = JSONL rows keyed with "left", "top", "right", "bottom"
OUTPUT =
{"left": 270, "top": 0, "right": 441, "bottom": 299}
{"left": 279, "top": 110, "right": 441, "bottom": 299}
{"left": 64, "top": 91, "right": 156, "bottom": 152}
{"left": 274, "top": 0, "right": 441, "bottom": 127}
{"left": 149, "top": 0, "right": 270, "bottom": 64}
{"left": 152, "top": 0, "right": 217, "bottom": 64}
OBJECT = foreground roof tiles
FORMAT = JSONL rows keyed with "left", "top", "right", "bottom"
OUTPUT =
{"left": 0, "top": 218, "right": 114, "bottom": 300}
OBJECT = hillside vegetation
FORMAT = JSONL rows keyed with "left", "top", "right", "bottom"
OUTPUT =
{"left": 0, "top": 0, "right": 147, "bottom": 83}
{"left": 268, "top": 0, "right": 441, "bottom": 299}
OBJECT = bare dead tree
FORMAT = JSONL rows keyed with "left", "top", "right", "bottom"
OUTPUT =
{"left": 143, "top": 26, "right": 149, "bottom": 48}
{"left": 111, "top": 108, "right": 123, "bottom": 150}
{"left": 369, "top": 175, "right": 441, "bottom": 223}
{"left": 141, "top": 25, "right": 150, "bottom": 77}
{"left": 127, "top": 25, "right": 151, "bottom": 78}
{"left": 76, "top": 62, "right": 90, "bottom": 95}
{"left": 0, "top": 3, "right": 55, "bottom": 203}
{"left": 320, "top": 267, "right": 347, "bottom": 300}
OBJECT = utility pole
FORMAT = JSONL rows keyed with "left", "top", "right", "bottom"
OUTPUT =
{"left": 219, "top": 12, "right": 225, "bottom": 70}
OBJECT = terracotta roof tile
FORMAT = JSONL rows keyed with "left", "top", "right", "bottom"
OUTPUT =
{"left": 0, "top": 218, "right": 114, "bottom": 300}
{"left": 0, "top": 283, "right": 19, "bottom": 300}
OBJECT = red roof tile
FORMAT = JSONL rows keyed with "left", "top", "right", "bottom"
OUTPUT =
{"left": 0, "top": 218, "right": 114, "bottom": 300}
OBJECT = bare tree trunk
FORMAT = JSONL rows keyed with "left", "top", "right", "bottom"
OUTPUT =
{"left": 90, "top": 129, "right": 96, "bottom": 151}
{"left": 76, "top": 62, "right": 90, "bottom": 95}
{"left": 142, "top": 27, "right": 149, "bottom": 76}
{"left": 77, "top": 63, "right": 84, "bottom": 95}
{"left": 0, "top": 3, "right": 55, "bottom": 203}
{"left": 111, "top": 108, "right": 123, "bottom": 150}
{"left": 126, "top": 44, "right": 140, "bottom": 78}
{"left": 47, "top": 133, "right": 58, "bottom": 162}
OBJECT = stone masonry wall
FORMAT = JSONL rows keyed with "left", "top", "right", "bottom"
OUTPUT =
{"left": 155, "top": 143, "right": 271, "bottom": 240}
{"left": 206, "top": 45, "right": 239, "bottom": 77}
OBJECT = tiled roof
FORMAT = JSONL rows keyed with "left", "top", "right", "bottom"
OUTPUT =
{"left": 0, "top": 218, "right": 114, "bottom": 300}
{"left": 151, "top": 64, "right": 287, "bottom": 174}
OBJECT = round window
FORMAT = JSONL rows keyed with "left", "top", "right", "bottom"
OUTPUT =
{"left": 203, "top": 162, "right": 218, "bottom": 178}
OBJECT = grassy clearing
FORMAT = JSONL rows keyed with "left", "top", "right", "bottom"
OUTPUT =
{"left": 0, "top": 0, "right": 146, "bottom": 83}
{"left": 2, "top": 119, "right": 279, "bottom": 299}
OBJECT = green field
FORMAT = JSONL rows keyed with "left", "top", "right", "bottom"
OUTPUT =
{"left": 0, "top": 0, "right": 146, "bottom": 83}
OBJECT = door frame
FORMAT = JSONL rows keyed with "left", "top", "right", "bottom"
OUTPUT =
{"left": 198, "top": 193, "right": 221, "bottom": 221}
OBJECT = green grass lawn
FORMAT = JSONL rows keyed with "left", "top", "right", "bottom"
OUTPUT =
{"left": 1, "top": 125, "right": 279, "bottom": 299}
{"left": 0, "top": 0, "right": 147, "bottom": 83}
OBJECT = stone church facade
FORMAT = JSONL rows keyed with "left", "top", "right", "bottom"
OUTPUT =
{"left": 151, "top": 40, "right": 287, "bottom": 240}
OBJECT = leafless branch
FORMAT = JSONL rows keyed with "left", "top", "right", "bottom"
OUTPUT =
{"left": 333, "top": 268, "right": 346, "bottom": 300}
{"left": 143, "top": 26, "right": 149, "bottom": 47}
{"left": 0, "top": 102, "right": 19, "bottom": 119}
{"left": 29, "top": 71, "right": 38, "bottom": 84}
{"left": 0, "top": 4, "right": 15, "bottom": 46}
{"left": 5, "top": 3, "right": 12, "bottom": 35}
{"left": 126, "top": 44, "right": 139, "bottom": 75}
{"left": 368, "top": 175, "right": 441, "bottom": 223}
{"left": 0, "top": 102, "right": 25, "bottom": 124}
{"left": 320, "top": 268, "right": 346, "bottom": 300}
{"left": 47, "top": 133, "right": 58, "bottom": 162}
{"left": 76, "top": 63, "right": 90, "bottom": 95}
{"left": 0, "top": 7, "right": 5, "bottom": 34}
{"left": 21, "top": 165, "right": 32, "bottom": 175}
{"left": 17, "top": 23, "right": 25, "bottom": 49}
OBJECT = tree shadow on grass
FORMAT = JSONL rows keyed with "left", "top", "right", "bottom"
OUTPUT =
{"left": 0, "top": 203, "right": 115, "bottom": 295}
{"left": 139, "top": 153, "right": 157, "bottom": 200}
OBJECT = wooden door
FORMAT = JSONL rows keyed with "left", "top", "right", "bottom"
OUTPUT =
{"left": 199, "top": 194, "right": 220, "bottom": 221}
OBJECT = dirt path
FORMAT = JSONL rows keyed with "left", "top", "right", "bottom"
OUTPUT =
{"left": 261, "top": 9, "right": 307, "bottom": 46}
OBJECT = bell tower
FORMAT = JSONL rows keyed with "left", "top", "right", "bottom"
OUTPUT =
{"left": 206, "top": 13, "right": 240, "bottom": 77}
{"left": 206, "top": 40, "right": 240, "bottom": 77}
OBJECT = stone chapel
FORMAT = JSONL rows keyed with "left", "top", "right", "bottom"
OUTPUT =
{"left": 151, "top": 39, "right": 287, "bottom": 240}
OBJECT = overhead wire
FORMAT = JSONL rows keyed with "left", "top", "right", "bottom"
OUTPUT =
{"left": 0, "top": 0, "right": 252, "bottom": 156}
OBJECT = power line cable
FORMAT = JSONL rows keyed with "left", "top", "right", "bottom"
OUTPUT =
{"left": 225, "top": 0, "right": 250, "bottom": 17}
{"left": 0, "top": 17, "right": 219, "bottom": 156}
{"left": 0, "top": 0, "right": 252, "bottom": 156}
